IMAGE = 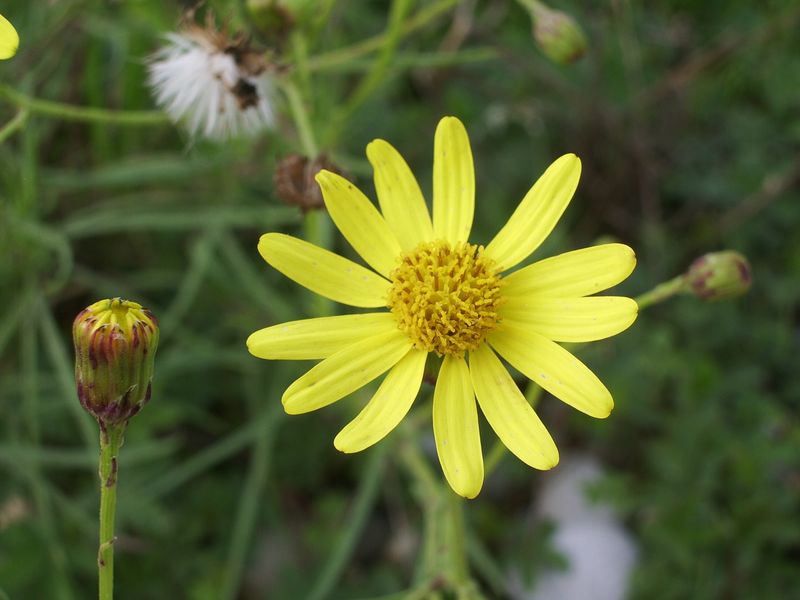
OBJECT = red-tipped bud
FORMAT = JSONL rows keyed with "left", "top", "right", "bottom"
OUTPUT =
{"left": 73, "top": 299, "right": 159, "bottom": 426}
{"left": 685, "top": 251, "right": 752, "bottom": 301}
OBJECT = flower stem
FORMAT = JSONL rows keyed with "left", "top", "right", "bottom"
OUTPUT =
{"left": 324, "top": 0, "right": 411, "bottom": 147}
{"left": 0, "top": 84, "right": 168, "bottom": 125}
{"left": 307, "top": 444, "right": 388, "bottom": 600}
{"left": 446, "top": 491, "right": 469, "bottom": 583}
{"left": 280, "top": 79, "right": 319, "bottom": 157}
{"left": 0, "top": 107, "right": 29, "bottom": 143}
{"left": 305, "top": 0, "right": 459, "bottom": 72}
{"left": 279, "top": 78, "right": 333, "bottom": 315}
{"left": 635, "top": 274, "right": 688, "bottom": 310}
{"left": 98, "top": 424, "right": 125, "bottom": 600}
{"left": 516, "top": 0, "right": 548, "bottom": 18}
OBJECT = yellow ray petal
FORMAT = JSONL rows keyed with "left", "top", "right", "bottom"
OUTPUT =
{"left": 489, "top": 326, "right": 613, "bottom": 418}
{"left": 469, "top": 344, "right": 558, "bottom": 470}
{"left": 316, "top": 170, "right": 402, "bottom": 278}
{"left": 334, "top": 348, "right": 427, "bottom": 453}
{"left": 432, "top": 116, "right": 474, "bottom": 244}
{"left": 433, "top": 356, "right": 483, "bottom": 499}
{"left": 247, "top": 313, "right": 397, "bottom": 360}
{"left": 500, "top": 296, "right": 638, "bottom": 343}
{"left": 0, "top": 15, "right": 19, "bottom": 60}
{"left": 282, "top": 329, "right": 412, "bottom": 415}
{"left": 503, "top": 243, "right": 636, "bottom": 298}
{"left": 485, "top": 154, "right": 582, "bottom": 271}
{"left": 367, "top": 139, "right": 434, "bottom": 250}
{"left": 258, "top": 233, "right": 390, "bottom": 308}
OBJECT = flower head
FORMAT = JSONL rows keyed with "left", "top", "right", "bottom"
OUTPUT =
{"left": 0, "top": 14, "right": 19, "bottom": 60}
{"left": 73, "top": 298, "right": 159, "bottom": 427}
{"left": 248, "top": 116, "right": 637, "bottom": 498}
{"left": 147, "top": 19, "right": 276, "bottom": 140}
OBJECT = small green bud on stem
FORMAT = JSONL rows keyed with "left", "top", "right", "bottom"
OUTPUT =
{"left": 685, "top": 251, "right": 752, "bottom": 301}
{"left": 518, "top": 0, "right": 587, "bottom": 65}
{"left": 73, "top": 298, "right": 159, "bottom": 427}
{"left": 635, "top": 250, "right": 752, "bottom": 310}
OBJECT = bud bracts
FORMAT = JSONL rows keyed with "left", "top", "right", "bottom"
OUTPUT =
{"left": 685, "top": 251, "right": 752, "bottom": 301}
{"left": 73, "top": 299, "right": 159, "bottom": 426}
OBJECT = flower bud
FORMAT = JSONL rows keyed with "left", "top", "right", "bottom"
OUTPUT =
{"left": 685, "top": 251, "right": 752, "bottom": 301}
{"left": 526, "top": 2, "right": 587, "bottom": 65}
{"left": 246, "top": 0, "right": 295, "bottom": 43}
{"left": 73, "top": 299, "right": 159, "bottom": 426}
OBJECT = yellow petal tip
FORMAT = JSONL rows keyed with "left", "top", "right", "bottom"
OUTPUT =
{"left": 245, "top": 331, "right": 259, "bottom": 354}
{"left": 596, "top": 400, "right": 614, "bottom": 419}
{"left": 332, "top": 434, "right": 359, "bottom": 454}
{"left": 280, "top": 389, "right": 305, "bottom": 415}
{"left": 314, "top": 169, "right": 335, "bottom": 185}
{"left": 454, "top": 482, "right": 482, "bottom": 500}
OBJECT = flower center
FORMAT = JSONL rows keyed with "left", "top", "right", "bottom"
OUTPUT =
{"left": 387, "top": 241, "right": 504, "bottom": 356}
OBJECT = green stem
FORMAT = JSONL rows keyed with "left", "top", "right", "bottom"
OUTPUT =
{"left": 0, "top": 84, "right": 168, "bottom": 125}
{"left": 280, "top": 79, "right": 334, "bottom": 314}
{"left": 98, "top": 424, "right": 125, "bottom": 600}
{"left": 446, "top": 491, "right": 469, "bottom": 586}
{"left": 305, "top": 0, "right": 459, "bottom": 72}
{"left": 516, "top": 0, "right": 548, "bottom": 19}
{"left": 0, "top": 107, "right": 29, "bottom": 143}
{"left": 307, "top": 444, "right": 388, "bottom": 600}
{"left": 310, "top": 48, "right": 499, "bottom": 74}
{"left": 324, "top": 0, "right": 411, "bottom": 147}
{"left": 634, "top": 274, "right": 688, "bottom": 310}
{"left": 396, "top": 435, "right": 442, "bottom": 585}
{"left": 280, "top": 79, "right": 319, "bottom": 156}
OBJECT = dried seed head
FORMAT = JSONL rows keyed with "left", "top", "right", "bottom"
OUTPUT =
{"left": 73, "top": 299, "right": 159, "bottom": 426}
{"left": 147, "top": 15, "right": 277, "bottom": 140}
{"left": 274, "top": 154, "right": 342, "bottom": 213}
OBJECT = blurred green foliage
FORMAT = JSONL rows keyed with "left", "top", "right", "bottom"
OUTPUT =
{"left": 1, "top": 0, "right": 798, "bottom": 598}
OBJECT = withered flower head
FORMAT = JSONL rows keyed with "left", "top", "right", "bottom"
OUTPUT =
{"left": 274, "top": 154, "right": 342, "bottom": 213}
{"left": 147, "top": 13, "right": 278, "bottom": 140}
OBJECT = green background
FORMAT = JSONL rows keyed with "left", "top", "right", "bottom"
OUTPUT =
{"left": 1, "top": 0, "right": 798, "bottom": 598}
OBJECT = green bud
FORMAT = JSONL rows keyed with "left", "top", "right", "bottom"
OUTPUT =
{"left": 524, "top": 1, "right": 587, "bottom": 65}
{"left": 685, "top": 251, "right": 752, "bottom": 301}
{"left": 246, "top": 0, "right": 296, "bottom": 40}
{"left": 73, "top": 298, "right": 159, "bottom": 426}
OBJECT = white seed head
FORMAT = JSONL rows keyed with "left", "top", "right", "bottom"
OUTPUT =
{"left": 147, "top": 28, "right": 276, "bottom": 140}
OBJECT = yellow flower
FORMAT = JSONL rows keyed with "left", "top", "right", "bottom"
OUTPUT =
{"left": 248, "top": 116, "right": 637, "bottom": 498}
{"left": 0, "top": 14, "right": 19, "bottom": 60}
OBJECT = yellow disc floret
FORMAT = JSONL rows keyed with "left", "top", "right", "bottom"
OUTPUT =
{"left": 387, "top": 241, "right": 504, "bottom": 356}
